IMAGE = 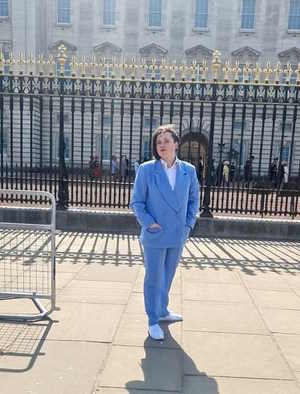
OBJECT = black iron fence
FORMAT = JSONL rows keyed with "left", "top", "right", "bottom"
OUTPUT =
{"left": 1, "top": 49, "right": 300, "bottom": 218}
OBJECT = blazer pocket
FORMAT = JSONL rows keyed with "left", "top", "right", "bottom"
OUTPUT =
{"left": 146, "top": 226, "right": 163, "bottom": 234}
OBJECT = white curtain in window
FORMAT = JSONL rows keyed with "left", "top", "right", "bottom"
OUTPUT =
{"left": 57, "top": 0, "right": 71, "bottom": 24}
{"left": 148, "top": 0, "right": 162, "bottom": 27}
{"left": 103, "top": 0, "right": 116, "bottom": 25}
{"left": 195, "top": 0, "right": 208, "bottom": 29}
{"left": 0, "top": 0, "right": 8, "bottom": 17}
{"left": 241, "top": 0, "right": 255, "bottom": 29}
{"left": 289, "top": 0, "right": 300, "bottom": 29}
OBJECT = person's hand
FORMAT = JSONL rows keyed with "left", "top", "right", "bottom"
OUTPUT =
{"left": 149, "top": 223, "right": 162, "bottom": 230}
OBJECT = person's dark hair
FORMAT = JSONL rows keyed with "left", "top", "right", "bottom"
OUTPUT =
{"left": 152, "top": 124, "right": 180, "bottom": 160}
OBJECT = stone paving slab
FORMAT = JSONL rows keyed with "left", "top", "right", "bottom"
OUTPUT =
{"left": 57, "top": 280, "right": 132, "bottom": 304}
{"left": 47, "top": 302, "right": 124, "bottom": 342}
{"left": 183, "top": 282, "right": 252, "bottom": 303}
{"left": 126, "top": 293, "right": 182, "bottom": 315}
{"left": 99, "top": 345, "right": 182, "bottom": 391}
{"left": 183, "top": 331, "right": 293, "bottom": 379}
{"left": 76, "top": 264, "right": 140, "bottom": 283}
{"left": 274, "top": 334, "right": 300, "bottom": 372}
{"left": 261, "top": 308, "right": 300, "bottom": 334}
{"left": 0, "top": 340, "right": 109, "bottom": 394}
{"left": 249, "top": 288, "right": 300, "bottom": 309}
{"left": 181, "top": 267, "right": 241, "bottom": 284}
{"left": 183, "top": 301, "right": 268, "bottom": 334}
{"left": 183, "top": 376, "right": 300, "bottom": 394}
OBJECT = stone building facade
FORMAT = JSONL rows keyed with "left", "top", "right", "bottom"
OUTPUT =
{"left": 1, "top": 0, "right": 300, "bottom": 177}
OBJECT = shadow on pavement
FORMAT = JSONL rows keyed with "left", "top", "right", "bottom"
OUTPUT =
{"left": 125, "top": 324, "right": 219, "bottom": 393}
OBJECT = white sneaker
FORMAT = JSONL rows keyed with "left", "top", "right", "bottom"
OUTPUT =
{"left": 148, "top": 324, "right": 164, "bottom": 340}
{"left": 159, "top": 312, "right": 183, "bottom": 323}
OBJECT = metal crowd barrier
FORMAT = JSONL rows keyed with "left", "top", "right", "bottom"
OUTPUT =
{"left": 0, "top": 190, "right": 56, "bottom": 321}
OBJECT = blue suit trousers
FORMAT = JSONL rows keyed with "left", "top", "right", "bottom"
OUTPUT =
{"left": 143, "top": 245, "right": 183, "bottom": 326}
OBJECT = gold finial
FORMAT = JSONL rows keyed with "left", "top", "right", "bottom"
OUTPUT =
{"left": 89, "top": 55, "right": 97, "bottom": 76}
{"left": 212, "top": 50, "right": 221, "bottom": 81}
{"left": 36, "top": 54, "right": 45, "bottom": 74}
{"left": 273, "top": 62, "right": 282, "bottom": 84}
{"left": 70, "top": 55, "right": 78, "bottom": 76}
{"left": 263, "top": 62, "right": 272, "bottom": 83}
{"left": 159, "top": 58, "right": 168, "bottom": 80}
{"left": 120, "top": 57, "right": 127, "bottom": 78}
{"left": 6, "top": 52, "right": 15, "bottom": 73}
{"left": 129, "top": 57, "right": 138, "bottom": 79}
{"left": 199, "top": 59, "right": 207, "bottom": 82}
{"left": 47, "top": 55, "right": 55, "bottom": 75}
{"left": 0, "top": 51, "right": 4, "bottom": 73}
{"left": 232, "top": 61, "right": 240, "bottom": 82}
{"left": 57, "top": 44, "right": 67, "bottom": 75}
{"left": 149, "top": 58, "right": 157, "bottom": 79}
{"left": 170, "top": 60, "right": 177, "bottom": 80}
{"left": 296, "top": 63, "right": 300, "bottom": 85}
{"left": 243, "top": 63, "right": 251, "bottom": 83}
{"left": 79, "top": 56, "right": 88, "bottom": 75}
{"left": 284, "top": 63, "right": 293, "bottom": 84}
{"left": 190, "top": 60, "right": 197, "bottom": 81}
{"left": 253, "top": 63, "right": 261, "bottom": 83}
{"left": 222, "top": 60, "right": 231, "bottom": 82}
{"left": 139, "top": 58, "right": 147, "bottom": 79}
{"left": 179, "top": 61, "right": 186, "bottom": 80}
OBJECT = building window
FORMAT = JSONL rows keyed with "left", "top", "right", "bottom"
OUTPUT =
{"left": 0, "top": 0, "right": 8, "bottom": 17}
{"left": 194, "top": 0, "right": 208, "bottom": 29}
{"left": 54, "top": 133, "right": 71, "bottom": 161}
{"left": 241, "top": 0, "right": 255, "bottom": 29}
{"left": 2, "top": 49, "right": 10, "bottom": 74}
{"left": 275, "top": 140, "right": 291, "bottom": 164}
{"left": 148, "top": 0, "right": 162, "bottom": 27}
{"left": 103, "top": 0, "right": 116, "bottom": 26}
{"left": 288, "top": 0, "right": 300, "bottom": 30}
{"left": 57, "top": 0, "right": 71, "bottom": 24}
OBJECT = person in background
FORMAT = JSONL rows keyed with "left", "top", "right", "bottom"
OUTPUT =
{"left": 111, "top": 155, "right": 118, "bottom": 181}
{"left": 134, "top": 159, "right": 140, "bottom": 178}
{"left": 130, "top": 124, "right": 199, "bottom": 341}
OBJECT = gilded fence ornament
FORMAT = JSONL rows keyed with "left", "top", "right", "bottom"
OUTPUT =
{"left": 199, "top": 60, "right": 207, "bottom": 82}
{"left": 263, "top": 62, "right": 272, "bottom": 83}
{"left": 0, "top": 51, "right": 4, "bottom": 73}
{"left": 139, "top": 58, "right": 147, "bottom": 79}
{"left": 273, "top": 63, "right": 282, "bottom": 84}
{"left": 79, "top": 56, "right": 89, "bottom": 76}
{"left": 70, "top": 56, "right": 78, "bottom": 76}
{"left": 120, "top": 58, "right": 127, "bottom": 78}
{"left": 243, "top": 63, "right": 251, "bottom": 83}
{"left": 57, "top": 44, "right": 67, "bottom": 75}
{"left": 47, "top": 55, "right": 55, "bottom": 75}
{"left": 129, "top": 57, "right": 138, "bottom": 79}
{"left": 27, "top": 53, "right": 35, "bottom": 74}
{"left": 179, "top": 62, "right": 186, "bottom": 80}
{"left": 89, "top": 56, "right": 97, "bottom": 77}
{"left": 170, "top": 61, "right": 177, "bottom": 80}
{"left": 284, "top": 63, "right": 292, "bottom": 84}
{"left": 296, "top": 63, "right": 300, "bottom": 84}
{"left": 212, "top": 50, "right": 221, "bottom": 81}
{"left": 253, "top": 63, "right": 261, "bottom": 83}
{"left": 222, "top": 60, "right": 231, "bottom": 82}
{"left": 6, "top": 52, "right": 16, "bottom": 73}
{"left": 159, "top": 58, "right": 168, "bottom": 80}
{"left": 232, "top": 61, "right": 241, "bottom": 82}
{"left": 36, "top": 54, "right": 45, "bottom": 74}
{"left": 149, "top": 58, "right": 157, "bottom": 79}
{"left": 190, "top": 60, "right": 197, "bottom": 81}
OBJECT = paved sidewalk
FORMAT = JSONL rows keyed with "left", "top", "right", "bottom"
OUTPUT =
{"left": 1, "top": 233, "right": 300, "bottom": 393}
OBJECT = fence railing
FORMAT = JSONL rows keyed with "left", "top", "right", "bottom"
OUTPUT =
{"left": 0, "top": 47, "right": 300, "bottom": 218}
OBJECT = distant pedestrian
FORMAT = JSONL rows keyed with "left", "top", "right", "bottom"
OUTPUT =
{"left": 223, "top": 161, "right": 229, "bottom": 186}
{"left": 244, "top": 155, "right": 254, "bottom": 186}
{"left": 197, "top": 157, "right": 204, "bottom": 185}
{"left": 111, "top": 155, "right": 118, "bottom": 180}
{"left": 269, "top": 157, "right": 278, "bottom": 187}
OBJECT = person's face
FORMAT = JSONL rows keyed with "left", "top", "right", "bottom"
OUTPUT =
{"left": 156, "top": 131, "right": 178, "bottom": 161}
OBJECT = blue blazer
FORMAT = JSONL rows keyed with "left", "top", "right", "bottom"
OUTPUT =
{"left": 130, "top": 159, "right": 199, "bottom": 248}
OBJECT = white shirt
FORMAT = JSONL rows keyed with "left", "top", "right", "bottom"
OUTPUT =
{"left": 161, "top": 158, "right": 178, "bottom": 190}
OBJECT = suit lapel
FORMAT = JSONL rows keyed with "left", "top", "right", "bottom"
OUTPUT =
{"left": 174, "top": 160, "right": 188, "bottom": 210}
{"left": 154, "top": 160, "right": 179, "bottom": 212}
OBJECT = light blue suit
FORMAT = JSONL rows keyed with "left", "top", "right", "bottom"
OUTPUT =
{"left": 130, "top": 159, "right": 199, "bottom": 325}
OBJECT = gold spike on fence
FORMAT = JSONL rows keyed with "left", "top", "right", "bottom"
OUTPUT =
{"left": 0, "top": 44, "right": 299, "bottom": 86}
